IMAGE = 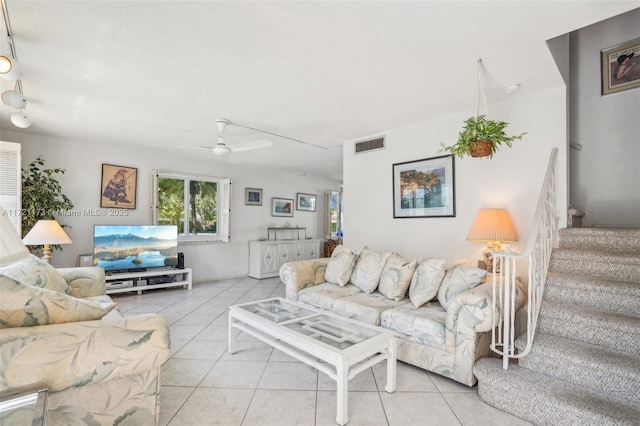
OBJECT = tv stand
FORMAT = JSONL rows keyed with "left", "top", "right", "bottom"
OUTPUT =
{"left": 105, "top": 268, "right": 192, "bottom": 295}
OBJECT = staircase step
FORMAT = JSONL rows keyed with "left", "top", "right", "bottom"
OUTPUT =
{"left": 549, "top": 249, "right": 640, "bottom": 283}
{"left": 544, "top": 272, "right": 640, "bottom": 315}
{"left": 558, "top": 227, "right": 640, "bottom": 253}
{"left": 474, "top": 358, "right": 640, "bottom": 426}
{"left": 536, "top": 301, "right": 640, "bottom": 354}
{"left": 515, "top": 334, "right": 640, "bottom": 404}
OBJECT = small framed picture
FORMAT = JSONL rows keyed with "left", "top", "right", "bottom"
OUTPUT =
{"left": 601, "top": 37, "right": 640, "bottom": 95}
{"left": 392, "top": 154, "right": 455, "bottom": 218}
{"left": 296, "top": 193, "right": 317, "bottom": 212}
{"left": 100, "top": 164, "right": 137, "bottom": 209}
{"left": 271, "top": 197, "right": 294, "bottom": 217}
{"left": 245, "top": 187, "right": 263, "bottom": 206}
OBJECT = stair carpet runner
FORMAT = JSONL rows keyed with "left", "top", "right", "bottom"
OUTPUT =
{"left": 473, "top": 227, "right": 640, "bottom": 425}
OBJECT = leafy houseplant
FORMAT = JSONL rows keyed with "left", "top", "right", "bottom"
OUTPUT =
{"left": 440, "top": 115, "right": 526, "bottom": 159}
{"left": 22, "top": 156, "right": 74, "bottom": 248}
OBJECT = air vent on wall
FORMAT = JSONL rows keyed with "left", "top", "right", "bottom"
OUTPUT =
{"left": 354, "top": 136, "right": 385, "bottom": 154}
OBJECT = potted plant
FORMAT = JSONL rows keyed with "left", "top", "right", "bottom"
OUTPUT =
{"left": 440, "top": 115, "right": 526, "bottom": 158}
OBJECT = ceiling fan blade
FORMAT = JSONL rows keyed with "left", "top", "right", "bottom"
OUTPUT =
{"left": 228, "top": 139, "right": 273, "bottom": 153}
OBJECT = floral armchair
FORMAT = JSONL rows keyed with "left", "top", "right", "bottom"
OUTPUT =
{"left": 0, "top": 225, "right": 171, "bottom": 425}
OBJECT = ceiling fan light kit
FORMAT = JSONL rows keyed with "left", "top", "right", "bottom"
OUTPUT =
{"left": 1, "top": 1, "right": 31, "bottom": 128}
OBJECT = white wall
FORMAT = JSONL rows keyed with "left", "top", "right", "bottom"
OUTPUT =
{"left": 570, "top": 8, "right": 640, "bottom": 227}
{"left": 5, "top": 131, "right": 340, "bottom": 282}
{"left": 343, "top": 88, "right": 568, "bottom": 266}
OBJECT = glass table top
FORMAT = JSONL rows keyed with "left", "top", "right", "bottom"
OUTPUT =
{"left": 236, "top": 298, "right": 384, "bottom": 350}
{"left": 0, "top": 389, "right": 47, "bottom": 426}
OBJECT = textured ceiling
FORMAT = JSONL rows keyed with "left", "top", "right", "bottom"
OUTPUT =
{"left": 1, "top": 1, "right": 637, "bottom": 180}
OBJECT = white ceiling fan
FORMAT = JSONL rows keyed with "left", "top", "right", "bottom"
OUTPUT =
{"left": 209, "top": 118, "right": 272, "bottom": 156}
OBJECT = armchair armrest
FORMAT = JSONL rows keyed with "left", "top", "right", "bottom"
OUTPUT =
{"left": 57, "top": 267, "right": 106, "bottom": 298}
{"left": 279, "top": 258, "right": 330, "bottom": 301}
{"left": 0, "top": 313, "right": 170, "bottom": 396}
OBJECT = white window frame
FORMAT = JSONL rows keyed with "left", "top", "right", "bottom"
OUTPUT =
{"left": 152, "top": 171, "right": 230, "bottom": 243}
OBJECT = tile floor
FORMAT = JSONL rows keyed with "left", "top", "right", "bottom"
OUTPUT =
{"left": 113, "top": 276, "right": 532, "bottom": 426}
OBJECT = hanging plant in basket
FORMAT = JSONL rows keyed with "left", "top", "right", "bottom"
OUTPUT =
{"left": 440, "top": 115, "right": 526, "bottom": 159}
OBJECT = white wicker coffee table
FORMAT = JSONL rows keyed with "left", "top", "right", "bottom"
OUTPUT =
{"left": 228, "top": 298, "right": 396, "bottom": 425}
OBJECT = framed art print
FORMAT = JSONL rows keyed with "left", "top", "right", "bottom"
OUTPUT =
{"left": 245, "top": 188, "right": 263, "bottom": 206}
{"left": 392, "top": 154, "right": 455, "bottom": 218}
{"left": 601, "top": 37, "right": 640, "bottom": 95}
{"left": 271, "top": 197, "right": 294, "bottom": 217}
{"left": 296, "top": 193, "right": 317, "bottom": 212}
{"left": 100, "top": 164, "right": 137, "bottom": 209}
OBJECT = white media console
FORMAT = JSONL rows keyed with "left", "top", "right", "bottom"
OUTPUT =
{"left": 105, "top": 267, "right": 192, "bottom": 295}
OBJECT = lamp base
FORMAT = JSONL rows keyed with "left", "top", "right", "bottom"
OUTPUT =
{"left": 41, "top": 244, "right": 52, "bottom": 264}
{"left": 482, "top": 241, "right": 502, "bottom": 272}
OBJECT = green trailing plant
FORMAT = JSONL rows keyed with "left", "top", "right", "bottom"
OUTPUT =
{"left": 22, "top": 156, "right": 74, "bottom": 249}
{"left": 440, "top": 115, "right": 526, "bottom": 159}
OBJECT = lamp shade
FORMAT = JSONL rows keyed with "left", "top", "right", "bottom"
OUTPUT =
{"left": 467, "top": 208, "right": 518, "bottom": 243}
{"left": 23, "top": 220, "right": 73, "bottom": 246}
{"left": 0, "top": 215, "right": 29, "bottom": 267}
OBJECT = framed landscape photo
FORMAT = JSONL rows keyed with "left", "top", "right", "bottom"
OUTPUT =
{"left": 392, "top": 154, "right": 455, "bottom": 218}
{"left": 271, "top": 197, "right": 294, "bottom": 217}
{"left": 100, "top": 164, "right": 137, "bottom": 209}
{"left": 296, "top": 193, "right": 317, "bottom": 212}
{"left": 245, "top": 187, "right": 263, "bottom": 206}
{"left": 601, "top": 37, "right": 640, "bottom": 95}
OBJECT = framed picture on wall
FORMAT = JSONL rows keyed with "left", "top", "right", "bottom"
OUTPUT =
{"left": 100, "top": 164, "right": 137, "bottom": 209}
{"left": 245, "top": 188, "right": 263, "bottom": 206}
{"left": 392, "top": 154, "right": 455, "bottom": 218}
{"left": 296, "top": 193, "right": 317, "bottom": 212}
{"left": 271, "top": 197, "right": 294, "bottom": 217}
{"left": 601, "top": 37, "right": 640, "bottom": 95}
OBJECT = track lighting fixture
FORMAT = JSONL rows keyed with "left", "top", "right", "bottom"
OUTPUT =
{"left": 1, "top": 0, "right": 30, "bottom": 128}
{"left": 1, "top": 89, "right": 26, "bottom": 109}
{"left": 10, "top": 110, "right": 31, "bottom": 128}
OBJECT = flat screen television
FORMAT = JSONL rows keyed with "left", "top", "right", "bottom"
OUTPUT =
{"left": 93, "top": 225, "right": 178, "bottom": 273}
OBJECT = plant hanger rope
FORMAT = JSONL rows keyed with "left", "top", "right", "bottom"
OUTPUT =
{"left": 475, "top": 58, "right": 489, "bottom": 120}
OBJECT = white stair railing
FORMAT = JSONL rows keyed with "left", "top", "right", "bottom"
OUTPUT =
{"left": 490, "top": 148, "right": 559, "bottom": 369}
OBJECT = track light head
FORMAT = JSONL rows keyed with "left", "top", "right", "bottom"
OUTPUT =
{"left": 10, "top": 111, "right": 31, "bottom": 128}
{"left": 1, "top": 89, "right": 26, "bottom": 109}
{"left": 0, "top": 55, "right": 22, "bottom": 80}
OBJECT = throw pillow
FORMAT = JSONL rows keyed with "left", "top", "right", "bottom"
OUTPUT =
{"left": 0, "top": 275, "right": 117, "bottom": 328}
{"left": 324, "top": 245, "right": 358, "bottom": 287}
{"left": 409, "top": 258, "right": 447, "bottom": 308}
{"left": 0, "top": 254, "right": 71, "bottom": 294}
{"left": 437, "top": 265, "right": 487, "bottom": 308}
{"left": 378, "top": 253, "right": 417, "bottom": 301}
{"left": 350, "top": 248, "right": 391, "bottom": 294}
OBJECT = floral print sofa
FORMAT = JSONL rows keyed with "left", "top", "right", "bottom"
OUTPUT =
{"left": 0, "top": 253, "right": 171, "bottom": 425}
{"left": 279, "top": 246, "right": 526, "bottom": 387}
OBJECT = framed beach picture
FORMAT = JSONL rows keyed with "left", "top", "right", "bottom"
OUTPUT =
{"left": 245, "top": 188, "right": 263, "bottom": 206}
{"left": 296, "top": 193, "right": 317, "bottom": 212}
{"left": 601, "top": 37, "right": 640, "bottom": 95}
{"left": 271, "top": 197, "right": 294, "bottom": 217}
{"left": 100, "top": 164, "right": 137, "bottom": 209}
{"left": 392, "top": 154, "right": 455, "bottom": 218}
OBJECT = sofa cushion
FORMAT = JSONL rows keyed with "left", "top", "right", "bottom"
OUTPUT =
{"left": 324, "top": 245, "right": 358, "bottom": 287}
{"left": 0, "top": 275, "right": 117, "bottom": 328}
{"left": 0, "top": 254, "right": 71, "bottom": 294}
{"left": 378, "top": 253, "right": 417, "bottom": 301}
{"left": 437, "top": 265, "right": 487, "bottom": 308}
{"left": 350, "top": 248, "right": 391, "bottom": 294}
{"left": 332, "top": 292, "right": 409, "bottom": 326}
{"left": 298, "top": 283, "right": 362, "bottom": 310}
{"left": 409, "top": 258, "right": 447, "bottom": 308}
{"left": 381, "top": 302, "right": 447, "bottom": 347}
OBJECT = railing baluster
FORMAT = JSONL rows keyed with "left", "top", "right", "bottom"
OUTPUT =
{"left": 490, "top": 148, "right": 558, "bottom": 367}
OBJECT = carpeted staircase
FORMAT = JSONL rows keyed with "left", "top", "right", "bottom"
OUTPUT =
{"left": 473, "top": 227, "right": 640, "bottom": 425}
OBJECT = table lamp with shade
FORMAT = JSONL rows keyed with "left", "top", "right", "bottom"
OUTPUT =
{"left": 22, "top": 220, "right": 72, "bottom": 264}
{"left": 467, "top": 208, "right": 518, "bottom": 272}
